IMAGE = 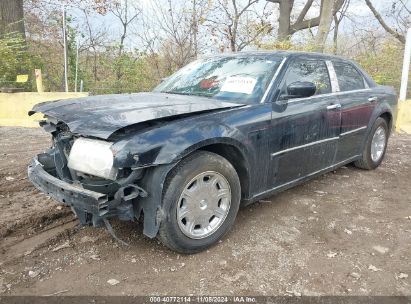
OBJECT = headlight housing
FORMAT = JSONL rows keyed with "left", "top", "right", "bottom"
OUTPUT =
{"left": 67, "top": 138, "right": 117, "bottom": 180}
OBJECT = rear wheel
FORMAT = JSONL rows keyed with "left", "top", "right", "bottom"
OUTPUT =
{"left": 158, "top": 151, "right": 241, "bottom": 253}
{"left": 354, "top": 117, "right": 388, "bottom": 170}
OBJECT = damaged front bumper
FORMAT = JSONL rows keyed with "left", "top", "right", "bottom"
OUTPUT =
{"left": 28, "top": 154, "right": 147, "bottom": 228}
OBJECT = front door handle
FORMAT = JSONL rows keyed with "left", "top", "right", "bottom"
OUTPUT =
{"left": 368, "top": 96, "right": 378, "bottom": 103}
{"left": 326, "top": 104, "right": 341, "bottom": 110}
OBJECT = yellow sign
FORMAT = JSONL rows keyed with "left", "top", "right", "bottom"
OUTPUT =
{"left": 16, "top": 75, "right": 28, "bottom": 83}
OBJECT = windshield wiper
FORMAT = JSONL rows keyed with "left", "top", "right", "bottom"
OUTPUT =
{"left": 162, "top": 91, "right": 194, "bottom": 96}
{"left": 163, "top": 91, "right": 213, "bottom": 98}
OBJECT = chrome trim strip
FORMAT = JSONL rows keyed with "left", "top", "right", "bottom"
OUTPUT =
{"left": 326, "top": 60, "right": 340, "bottom": 93}
{"left": 326, "top": 103, "right": 341, "bottom": 110}
{"left": 271, "top": 136, "right": 340, "bottom": 157}
{"left": 340, "top": 126, "right": 367, "bottom": 136}
{"left": 363, "top": 77, "right": 369, "bottom": 89}
{"left": 286, "top": 88, "right": 372, "bottom": 104}
{"left": 260, "top": 57, "right": 287, "bottom": 104}
{"left": 271, "top": 126, "right": 368, "bottom": 157}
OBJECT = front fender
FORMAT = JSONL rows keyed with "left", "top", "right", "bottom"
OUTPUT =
{"left": 111, "top": 119, "right": 251, "bottom": 169}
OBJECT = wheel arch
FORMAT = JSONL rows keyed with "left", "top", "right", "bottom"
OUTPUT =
{"left": 198, "top": 143, "right": 251, "bottom": 200}
{"left": 379, "top": 111, "right": 393, "bottom": 134}
{"left": 163, "top": 138, "right": 252, "bottom": 200}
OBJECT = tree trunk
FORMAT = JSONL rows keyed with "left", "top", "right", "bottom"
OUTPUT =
{"left": 231, "top": 17, "right": 239, "bottom": 52}
{"left": 333, "top": 15, "right": 339, "bottom": 54}
{"left": 314, "top": 0, "right": 334, "bottom": 52}
{"left": 0, "top": 0, "right": 25, "bottom": 38}
{"left": 268, "top": 0, "right": 344, "bottom": 42}
{"left": 277, "top": 0, "right": 294, "bottom": 40}
{"left": 191, "top": 0, "right": 198, "bottom": 57}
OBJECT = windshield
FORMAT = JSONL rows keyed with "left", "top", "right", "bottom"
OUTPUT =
{"left": 154, "top": 55, "right": 283, "bottom": 104}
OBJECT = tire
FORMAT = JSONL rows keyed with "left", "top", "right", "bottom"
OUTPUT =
{"left": 158, "top": 151, "right": 241, "bottom": 254}
{"left": 354, "top": 117, "right": 389, "bottom": 170}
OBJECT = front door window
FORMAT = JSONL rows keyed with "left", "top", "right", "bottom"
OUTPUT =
{"left": 281, "top": 59, "right": 332, "bottom": 97}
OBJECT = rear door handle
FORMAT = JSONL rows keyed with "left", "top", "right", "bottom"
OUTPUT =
{"left": 368, "top": 96, "right": 378, "bottom": 103}
{"left": 326, "top": 104, "right": 341, "bottom": 110}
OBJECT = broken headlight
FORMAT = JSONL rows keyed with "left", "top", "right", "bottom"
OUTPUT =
{"left": 67, "top": 138, "right": 117, "bottom": 180}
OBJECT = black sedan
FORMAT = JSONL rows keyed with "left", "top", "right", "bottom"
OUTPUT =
{"left": 28, "top": 51, "right": 397, "bottom": 253}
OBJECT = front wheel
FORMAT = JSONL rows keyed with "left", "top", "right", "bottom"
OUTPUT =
{"left": 158, "top": 151, "right": 241, "bottom": 253}
{"left": 354, "top": 117, "right": 389, "bottom": 170}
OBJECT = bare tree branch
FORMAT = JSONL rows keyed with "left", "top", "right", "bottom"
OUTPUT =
{"left": 364, "top": 0, "right": 405, "bottom": 44}
{"left": 295, "top": 0, "right": 315, "bottom": 25}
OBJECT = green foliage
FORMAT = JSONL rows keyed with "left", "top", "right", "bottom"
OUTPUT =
{"left": 85, "top": 50, "right": 167, "bottom": 95}
{"left": 0, "top": 32, "right": 39, "bottom": 90}
{"left": 354, "top": 40, "right": 405, "bottom": 91}
{"left": 259, "top": 39, "right": 319, "bottom": 53}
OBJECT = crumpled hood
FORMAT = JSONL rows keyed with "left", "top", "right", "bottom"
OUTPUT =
{"left": 29, "top": 92, "right": 245, "bottom": 139}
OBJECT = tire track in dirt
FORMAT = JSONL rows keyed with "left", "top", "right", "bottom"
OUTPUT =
{"left": 0, "top": 220, "right": 78, "bottom": 264}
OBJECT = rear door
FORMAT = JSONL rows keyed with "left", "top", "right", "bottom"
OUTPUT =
{"left": 268, "top": 57, "right": 341, "bottom": 188}
{"left": 332, "top": 61, "right": 376, "bottom": 162}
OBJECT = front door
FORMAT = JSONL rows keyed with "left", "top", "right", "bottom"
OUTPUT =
{"left": 268, "top": 57, "right": 341, "bottom": 188}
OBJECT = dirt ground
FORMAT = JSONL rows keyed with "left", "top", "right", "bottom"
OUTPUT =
{"left": 0, "top": 126, "right": 410, "bottom": 296}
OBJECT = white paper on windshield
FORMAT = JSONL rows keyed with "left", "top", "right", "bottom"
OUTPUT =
{"left": 220, "top": 76, "right": 257, "bottom": 94}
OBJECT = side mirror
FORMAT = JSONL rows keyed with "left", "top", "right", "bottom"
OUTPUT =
{"left": 282, "top": 81, "right": 317, "bottom": 100}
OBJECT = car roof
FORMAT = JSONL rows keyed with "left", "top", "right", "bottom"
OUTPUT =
{"left": 205, "top": 50, "right": 349, "bottom": 62}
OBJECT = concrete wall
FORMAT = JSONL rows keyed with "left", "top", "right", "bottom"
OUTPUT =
{"left": 0, "top": 92, "right": 88, "bottom": 128}
{"left": 396, "top": 100, "right": 411, "bottom": 134}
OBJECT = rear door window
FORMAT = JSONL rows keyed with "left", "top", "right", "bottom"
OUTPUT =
{"left": 333, "top": 62, "right": 365, "bottom": 92}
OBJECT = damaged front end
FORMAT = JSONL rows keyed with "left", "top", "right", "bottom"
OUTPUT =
{"left": 27, "top": 117, "right": 168, "bottom": 241}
